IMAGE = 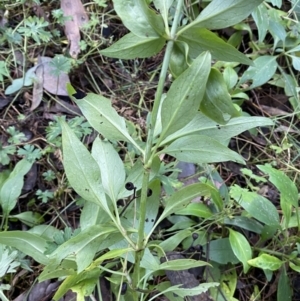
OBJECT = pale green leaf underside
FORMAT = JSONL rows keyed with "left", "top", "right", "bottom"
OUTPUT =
{"left": 178, "top": 28, "right": 252, "bottom": 65}
{"left": 59, "top": 119, "right": 110, "bottom": 213}
{"left": 161, "top": 51, "right": 211, "bottom": 140}
{"left": 74, "top": 93, "right": 144, "bottom": 154}
{"left": 163, "top": 135, "right": 245, "bottom": 164}
{"left": 0, "top": 231, "right": 49, "bottom": 265}
{"left": 92, "top": 137, "right": 125, "bottom": 202}
{"left": 230, "top": 185, "right": 280, "bottom": 226}
{"left": 112, "top": 0, "right": 164, "bottom": 37}
{"left": 160, "top": 112, "right": 273, "bottom": 146}
{"left": 185, "top": 0, "right": 264, "bottom": 30}
{"left": 239, "top": 55, "right": 278, "bottom": 89}
{"left": 100, "top": 33, "right": 165, "bottom": 59}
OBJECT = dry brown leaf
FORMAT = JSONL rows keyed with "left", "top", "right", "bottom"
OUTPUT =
{"left": 61, "top": 0, "right": 89, "bottom": 58}
{"left": 31, "top": 63, "right": 44, "bottom": 111}
{"left": 31, "top": 56, "right": 70, "bottom": 110}
{"left": 38, "top": 56, "right": 70, "bottom": 96}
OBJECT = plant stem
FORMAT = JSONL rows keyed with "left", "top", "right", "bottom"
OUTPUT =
{"left": 132, "top": 0, "right": 185, "bottom": 296}
{"left": 138, "top": 0, "right": 184, "bottom": 247}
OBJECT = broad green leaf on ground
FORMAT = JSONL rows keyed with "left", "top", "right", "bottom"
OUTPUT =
{"left": 0, "top": 231, "right": 49, "bottom": 265}
{"left": 72, "top": 93, "right": 144, "bottom": 154}
{"left": 169, "top": 41, "right": 190, "bottom": 78}
{"left": 200, "top": 68, "right": 240, "bottom": 124}
{"left": 177, "top": 27, "right": 252, "bottom": 65}
{"left": 59, "top": 118, "right": 110, "bottom": 214}
{"left": 92, "top": 137, "right": 125, "bottom": 202}
{"left": 230, "top": 185, "right": 280, "bottom": 226}
{"left": 248, "top": 254, "right": 283, "bottom": 271}
{"left": 239, "top": 55, "right": 278, "bottom": 89}
{"left": 112, "top": 0, "right": 165, "bottom": 37}
{"left": 160, "top": 51, "right": 211, "bottom": 140}
{"left": 0, "top": 159, "right": 32, "bottom": 215}
{"left": 100, "top": 33, "right": 165, "bottom": 59}
{"left": 229, "top": 229, "right": 252, "bottom": 273}
{"left": 156, "top": 183, "right": 219, "bottom": 225}
{"left": 163, "top": 135, "right": 245, "bottom": 164}
{"left": 160, "top": 113, "right": 273, "bottom": 146}
{"left": 153, "top": 0, "right": 174, "bottom": 27}
{"left": 178, "top": 0, "right": 264, "bottom": 31}
{"left": 252, "top": 4, "right": 269, "bottom": 42}
{"left": 258, "top": 164, "right": 298, "bottom": 207}
{"left": 209, "top": 238, "right": 239, "bottom": 264}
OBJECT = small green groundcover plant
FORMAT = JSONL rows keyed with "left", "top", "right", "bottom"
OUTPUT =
{"left": 1, "top": 0, "right": 299, "bottom": 300}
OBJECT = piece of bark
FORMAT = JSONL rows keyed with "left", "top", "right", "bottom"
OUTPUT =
{"left": 61, "top": 0, "right": 89, "bottom": 58}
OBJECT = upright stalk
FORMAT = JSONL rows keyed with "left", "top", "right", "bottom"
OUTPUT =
{"left": 132, "top": 0, "right": 185, "bottom": 297}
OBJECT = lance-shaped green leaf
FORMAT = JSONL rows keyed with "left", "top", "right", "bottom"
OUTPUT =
{"left": 0, "top": 231, "right": 49, "bottom": 265}
{"left": 178, "top": 28, "right": 252, "bottom": 65}
{"left": 239, "top": 55, "right": 278, "bottom": 89}
{"left": 179, "top": 0, "right": 264, "bottom": 31}
{"left": 258, "top": 164, "right": 298, "bottom": 207}
{"left": 59, "top": 118, "right": 110, "bottom": 214}
{"left": 200, "top": 68, "right": 240, "bottom": 124}
{"left": 161, "top": 51, "right": 211, "bottom": 140}
{"left": 153, "top": 0, "right": 174, "bottom": 27}
{"left": 92, "top": 137, "right": 125, "bottom": 202}
{"left": 252, "top": 4, "right": 269, "bottom": 42}
{"left": 53, "top": 268, "right": 101, "bottom": 301}
{"left": 72, "top": 93, "right": 144, "bottom": 154}
{"left": 160, "top": 113, "right": 273, "bottom": 146}
{"left": 163, "top": 135, "right": 245, "bottom": 165}
{"left": 112, "top": 0, "right": 165, "bottom": 38}
{"left": 159, "top": 258, "right": 209, "bottom": 271}
{"left": 0, "top": 159, "right": 32, "bottom": 215}
{"left": 169, "top": 41, "right": 190, "bottom": 78}
{"left": 230, "top": 185, "right": 280, "bottom": 226}
{"left": 49, "top": 225, "right": 117, "bottom": 266}
{"left": 100, "top": 33, "right": 165, "bottom": 59}
{"left": 229, "top": 229, "right": 252, "bottom": 273}
{"left": 155, "top": 183, "right": 220, "bottom": 225}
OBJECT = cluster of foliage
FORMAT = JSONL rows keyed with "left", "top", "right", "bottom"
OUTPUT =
{"left": 0, "top": 0, "right": 300, "bottom": 301}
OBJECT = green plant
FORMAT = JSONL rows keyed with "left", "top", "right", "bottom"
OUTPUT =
{"left": 236, "top": 0, "right": 300, "bottom": 115}
{"left": 0, "top": 159, "right": 39, "bottom": 229}
{"left": 4, "top": 1, "right": 298, "bottom": 301}
{"left": 36, "top": 189, "right": 54, "bottom": 204}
